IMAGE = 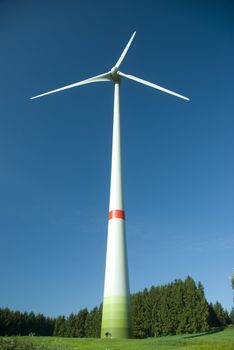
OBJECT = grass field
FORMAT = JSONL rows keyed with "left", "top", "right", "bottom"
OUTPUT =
{"left": 1, "top": 326, "right": 234, "bottom": 350}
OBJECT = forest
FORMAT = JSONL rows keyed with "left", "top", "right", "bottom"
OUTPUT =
{"left": 0, "top": 276, "right": 233, "bottom": 338}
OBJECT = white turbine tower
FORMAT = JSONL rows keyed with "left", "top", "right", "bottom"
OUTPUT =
{"left": 31, "top": 32, "right": 189, "bottom": 338}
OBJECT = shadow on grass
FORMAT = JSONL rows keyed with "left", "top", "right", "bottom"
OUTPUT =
{"left": 183, "top": 327, "right": 225, "bottom": 339}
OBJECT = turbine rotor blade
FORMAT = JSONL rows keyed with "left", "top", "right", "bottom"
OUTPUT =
{"left": 115, "top": 31, "right": 136, "bottom": 69}
{"left": 30, "top": 71, "right": 112, "bottom": 100}
{"left": 119, "top": 72, "right": 190, "bottom": 101}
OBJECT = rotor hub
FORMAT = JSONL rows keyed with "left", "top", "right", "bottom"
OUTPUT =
{"left": 111, "top": 66, "right": 120, "bottom": 81}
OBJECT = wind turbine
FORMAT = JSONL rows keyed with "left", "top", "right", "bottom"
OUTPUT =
{"left": 31, "top": 32, "right": 189, "bottom": 339}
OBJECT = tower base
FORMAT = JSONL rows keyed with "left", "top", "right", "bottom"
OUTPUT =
{"left": 101, "top": 296, "right": 131, "bottom": 338}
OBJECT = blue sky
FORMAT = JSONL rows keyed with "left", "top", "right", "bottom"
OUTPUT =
{"left": 0, "top": 0, "right": 233, "bottom": 317}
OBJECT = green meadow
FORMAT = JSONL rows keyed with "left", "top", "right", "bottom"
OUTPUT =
{"left": 1, "top": 326, "right": 234, "bottom": 350}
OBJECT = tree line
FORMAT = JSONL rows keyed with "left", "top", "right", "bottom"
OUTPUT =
{"left": 0, "top": 309, "right": 54, "bottom": 336}
{"left": 131, "top": 276, "right": 232, "bottom": 337}
{"left": 0, "top": 276, "right": 233, "bottom": 337}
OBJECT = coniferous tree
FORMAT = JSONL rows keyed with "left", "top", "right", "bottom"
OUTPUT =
{"left": 84, "top": 307, "right": 100, "bottom": 337}
{"left": 173, "top": 279, "right": 184, "bottom": 335}
{"left": 195, "top": 282, "right": 210, "bottom": 332}
{"left": 0, "top": 308, "right": 11, "bottom": 335}
{"left": 213, "top": 302, "right": 228, "bottom": 326}
{"left": 150, "top": 286, "right": 162, "bottom": 337}
{"left": 97, "top": 304, "right": 102, "bottom": 334}
{"left": 159, "top": 285, "right": 172, "bottom": 335}
{"left": 131, "top": 292, "right": 147, "bottom": 338}
{"left": 53, "top": 316, "right": 66, "bottom": 336}
{"left": 178, "top": 276, "right": 197, "bottom": 333}
{"left": 142, "top": 288, "right": 152, "bottom": 337}
{"left": 208, "top": 303, "right": 220, "bottom": 327}
{"left": 73, "top": 308, "right": 88, "bottom": 337}
{"left": 230, "top": 308, "right": 234, "bottom": 324}
{"left": 66, "top": 313, "right": 77, "bottom": 337}
{"left": 223, "top": 309, "right": 232, "bottom": 325}
{"left": 231, "top": 274, "right": 234, "bottom": 292}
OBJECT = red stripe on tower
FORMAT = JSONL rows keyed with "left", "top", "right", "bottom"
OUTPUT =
{"left": 109, "top": 209, "right": 125, "bottom": 220}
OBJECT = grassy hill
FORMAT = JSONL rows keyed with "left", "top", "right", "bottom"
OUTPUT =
{"left": 1, "top": 326, "right": 234, "bottom": 350}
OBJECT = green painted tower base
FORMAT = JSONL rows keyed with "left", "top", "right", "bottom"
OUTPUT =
{"left": 101, "top": 296, "right": 131, "bottom": 338}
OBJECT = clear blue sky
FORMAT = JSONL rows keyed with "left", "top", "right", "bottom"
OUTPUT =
{"left": 0, "top": 0, "right": 233, "bottom": 317}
